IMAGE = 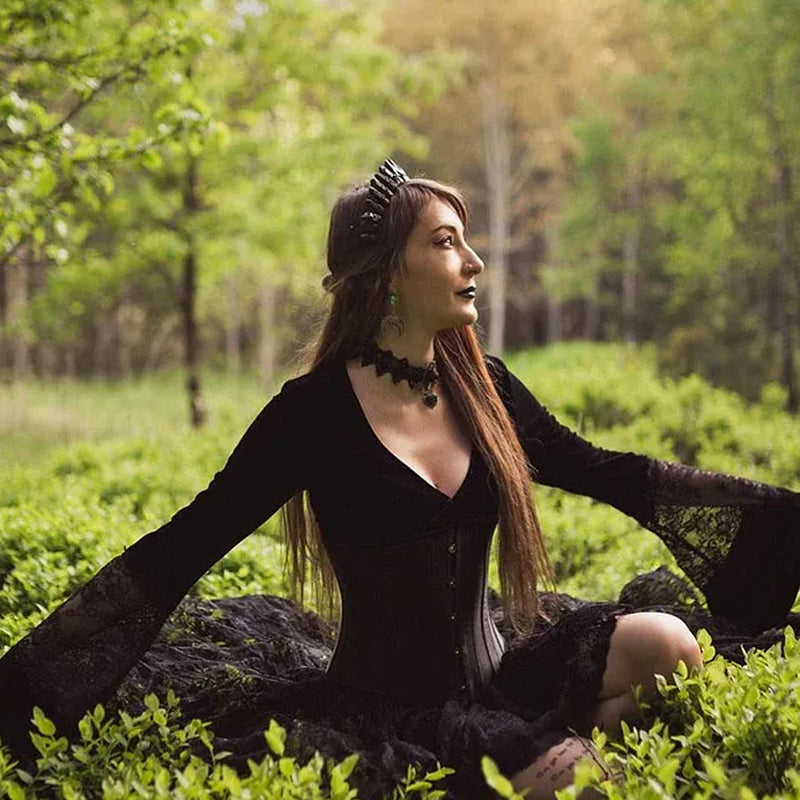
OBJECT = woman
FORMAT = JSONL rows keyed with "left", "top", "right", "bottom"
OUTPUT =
{"left": 1, "top": 160, "right": 799, "bottom": 800}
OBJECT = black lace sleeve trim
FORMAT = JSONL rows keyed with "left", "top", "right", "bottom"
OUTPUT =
{"left": 646, "top": 460, "right": 800, "bottom": 632}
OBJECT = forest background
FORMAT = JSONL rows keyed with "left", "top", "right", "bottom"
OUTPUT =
{"left": 3, "top": 0, "right": 800, "bottom": 430}
{"left": 4, "top": 2, "right": 800, "bottom": 797}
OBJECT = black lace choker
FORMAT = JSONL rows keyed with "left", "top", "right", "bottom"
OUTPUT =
{"left": 359, "top": 342, "right": 439, "bottom": 408}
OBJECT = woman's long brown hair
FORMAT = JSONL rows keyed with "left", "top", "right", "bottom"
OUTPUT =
{"left": 281, "top": 177, "right": 553, "bottom": 633}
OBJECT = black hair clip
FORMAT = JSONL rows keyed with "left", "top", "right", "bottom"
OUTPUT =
{"left": 357, "top": 159, "right": 409, "bottom": 242}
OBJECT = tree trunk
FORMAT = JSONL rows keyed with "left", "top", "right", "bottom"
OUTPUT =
{"left": 182, "top": 150, "right": 206, "bottom": 428}
{"left": 482, "top": 84, "right": 511, "bottom": 355}
{"left": 583, "top": 296, "right": 600, "bottom": 340}
{"left": 773, "top": 162, "right": 797, "bottom": 413}
{"left": 226, "top": 273, "right": 241, "bottom": 375}
{"left": 258, "top": 280, "right": 278, "bottom": 390}
{"left": 39, "top": 341, "right": 56, "bottom": 380}
{"left": 622, "top": 165, "right": 642, "bottom": 345}
{"left": 543, "top": 223, "right": 563, "bottom": 343}
{"left": 0, "top": 261, "right": 5, "bottom": 381}
{"left": 65, "top": 345, "right": 77, "bottom": 379}
{"left": 93, "top": 314, "right": 114, "bottom": 378}
{"left": 767, "top": 81, "right": 798, "bottom": 413}
{"left": 144, "top": 315, "right": 179, "bottom": 372}
{"left": 547, "top": 295, "right": 562, "bottom": 342}
{"left": 116, "top": 304, "right": 133, "bottom": 379}
{"left": 5, "top": 252, "right": 31, "bottom": 381}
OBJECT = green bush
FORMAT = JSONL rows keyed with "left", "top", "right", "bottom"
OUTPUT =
{"left": 0, "top": 695, "right": 452, "bottom": 800}
{"left": 587, "top": 628, "right": 800, "bottom": 800}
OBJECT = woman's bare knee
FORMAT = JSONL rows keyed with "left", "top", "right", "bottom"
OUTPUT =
{"left": 586, "top": 612, "right": 702, "bottom": 733}
{"left": 510, "top": 736, "right": 609, "bottom": 800}
{"left": 602, "top": 612, "right": 702, "bottom": 699}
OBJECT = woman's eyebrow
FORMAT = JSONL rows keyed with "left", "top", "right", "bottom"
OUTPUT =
{"left": 430, "top": 223, "right": 461, "bottom": 235}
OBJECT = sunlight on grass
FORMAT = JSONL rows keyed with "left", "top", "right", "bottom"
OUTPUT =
{"left": 0, "top": 370, "right": 277, "bottom": 470}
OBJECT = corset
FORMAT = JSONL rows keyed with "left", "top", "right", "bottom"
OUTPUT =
{"left": 323, "top": 517, "right": 505, "bottom": 706}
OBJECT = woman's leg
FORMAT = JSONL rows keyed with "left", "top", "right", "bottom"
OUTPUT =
{"left": 510, "top": 736, "right": 609, "bottom": 800}
{"left": 509, "top": 611, "right": 702, "bottom": 799}
{"left": 586, "top": 611, "right": 703, "bottom": 732}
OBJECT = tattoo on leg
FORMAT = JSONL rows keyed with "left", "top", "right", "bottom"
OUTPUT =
{"left": 516, "top": 735, "right": 615, "bottom": 792}
{"left": 567, "top": 727, "right": 615, "bottom": 777}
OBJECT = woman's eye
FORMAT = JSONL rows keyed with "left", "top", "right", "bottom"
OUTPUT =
{"left": 437, "top": 236, "right": 454, "bottom": 247}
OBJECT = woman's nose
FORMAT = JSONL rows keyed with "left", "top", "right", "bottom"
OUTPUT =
{"left": 465, "top": 250, "right": 485, "bottom": 275}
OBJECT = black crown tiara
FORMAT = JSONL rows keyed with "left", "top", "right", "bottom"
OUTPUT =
{"left": 358, "top": 159, "right": 409, "bottom": 242}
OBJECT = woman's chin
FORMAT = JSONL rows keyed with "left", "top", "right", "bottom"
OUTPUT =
{"left": 438, "top": 309, "right": 479, "bottom": 331}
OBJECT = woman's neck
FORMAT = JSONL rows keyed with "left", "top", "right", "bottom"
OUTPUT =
{"left": 376, "top": 330, "right": 435, "bottom": 367}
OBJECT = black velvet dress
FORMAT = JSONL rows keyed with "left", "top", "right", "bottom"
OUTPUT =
{"left": 2, "top": 355, "right": 800, "bottom": 798}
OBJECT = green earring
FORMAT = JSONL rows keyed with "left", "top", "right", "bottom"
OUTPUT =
{"left": 381, "top": 290, "right": 404, "bottom": 337}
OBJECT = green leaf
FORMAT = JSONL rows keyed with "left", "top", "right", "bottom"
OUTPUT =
{"left": 341, "top": 752, "right": 359, "bottom": 779}
{"left": 98, "top": 172, "right": 115, "bottom": 196}
{"left": 141, "top": 150, "right": 163, "bottom": 171}
{"left": 702, "top": 756, "right": 728, "bottom": 787}
{"left": 424, "top": 766, "right": 454, "bottom": 781}
{"left": 5, "top": 783, "right": 25, "bottom": 800}
{"left": 78, "top": 717, "right": 92, "bottom": 740}
{"left": 481, "top": 756, "right": 517, "bottom": 799}
{"left": 35, "top": 163, "right": 57, "bottom": 198}
{"left": 278, "top": 757, "right": 294, "bottom": 777}
{"left": 265, "top": 719, "right": 286, "bottom": 756}
{"left": 32, "top": 706, "right": 55, "bottom": 736}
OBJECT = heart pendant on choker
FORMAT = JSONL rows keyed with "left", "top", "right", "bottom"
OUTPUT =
{"left": 359, "top": 342, "right": 439, "bottom": 408}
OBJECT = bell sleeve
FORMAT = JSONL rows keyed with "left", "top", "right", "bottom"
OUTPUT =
{"left": 0, "top": 380, "right": 309, "bottom": 752}
{"left": 487, "top": 355, "right": 800, "bottom": 634}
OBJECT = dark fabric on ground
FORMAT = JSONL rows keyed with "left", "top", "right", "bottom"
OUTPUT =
{"left": 104, "top": 573, "right": 800, "bottom": 799}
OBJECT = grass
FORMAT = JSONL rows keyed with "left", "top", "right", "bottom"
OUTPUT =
{"left": 0, "top": 370, "right": 278, "bottom": 471}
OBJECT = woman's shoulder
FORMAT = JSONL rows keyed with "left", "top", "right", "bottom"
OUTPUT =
{"left": 272, "top": 359, "right": 344, "bottom": 409}
{"left": 482, "top": 352, "right": 509, "bottom": 378}
{"left": 482, "top": 352, "right": 513, "bottom": 397}
{"left": 481, "top": 353, "right": 546, "bottom": 419}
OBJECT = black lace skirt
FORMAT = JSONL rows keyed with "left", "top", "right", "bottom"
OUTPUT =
{"left": 108, "top": 593, "right": 626, "bottom": 800}
{"left": 4, "top": 568, "right": 797, "bottom": 800}
{"left": 59, "top": 596, "right": 624, "bottom": 798}
{"left": 105, "top": 566, "right": 800, "bottom": 800}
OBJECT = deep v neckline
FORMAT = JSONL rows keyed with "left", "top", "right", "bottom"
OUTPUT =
{"left": 341, "top": 361, "right": 475, "bottom": 502}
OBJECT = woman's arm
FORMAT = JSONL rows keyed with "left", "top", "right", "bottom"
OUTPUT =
{"left": 0, "top": 378, "right": 310, "bottom": 751}
{"left": 487, "top": 355, "right": 652, "bottom": 522}
{"left": 124, "top": 380, "right": 309, "bottom": 606}
{"left": 487, "top": 355, "right": 800, "bottom": 632}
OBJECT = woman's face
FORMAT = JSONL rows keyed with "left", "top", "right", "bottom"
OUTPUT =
{"left": 392, "top": 198, "right": 485, "bottom": 335}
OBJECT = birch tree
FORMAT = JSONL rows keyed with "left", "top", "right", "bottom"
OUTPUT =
{"left": 386, "top": 0, "right": 640, "bottom": 351}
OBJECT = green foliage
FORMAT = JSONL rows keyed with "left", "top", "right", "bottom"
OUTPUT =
{"left": 504, "top": 344, "right": 800, "bottom": 600}
{"left": 583, "top": 628, "right": 800, "bottom": 799}
{"left": 0, "top": 0, "right": 212, "bottom": 261}
{"left": 481, "top": 756, "right": 523, "bottom": 799}
{"left": 12, "top": 0, "right": 451, "bottom": 391}
{"left": 0, "top": 694, "right": 452, "bottom": 799}
{"left": 552, "top": 0, "right": 800, "bottom": 400}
